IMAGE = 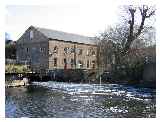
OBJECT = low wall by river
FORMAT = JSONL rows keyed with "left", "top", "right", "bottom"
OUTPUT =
{"left": 6, "top": 80, "right": 29, "bottom": 87}
{"left": 5, "top": 74, "right": 29, "bottom": 87}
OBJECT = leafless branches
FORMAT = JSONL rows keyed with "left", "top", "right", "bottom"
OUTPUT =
{"left": 97, "top": 5, "right": 155, "bottom": 66}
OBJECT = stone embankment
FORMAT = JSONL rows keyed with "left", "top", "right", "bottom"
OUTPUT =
{"left": 6, "top": 78, "right": 29, "bottom": 87}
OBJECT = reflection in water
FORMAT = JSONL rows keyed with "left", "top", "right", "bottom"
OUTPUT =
{"left": 5, "top": 81, "right": 156, "bottom": 118}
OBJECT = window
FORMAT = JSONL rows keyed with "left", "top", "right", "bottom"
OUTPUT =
{"left": 92, "top": 60, "right": 96, "bottom": 69}
{"left": 40, "top": 47, "right": 45, "bottom": 52}
{"left": 64, "top": 47, "right": 68, "bottom": 54}
{"left": 64, "top": 47, "right": 75, "bottom": 54}
{"left": 92, "top": 50, "right": 96, "bottom": 56}
{"left": 30, "top": 30, "right": 33, "bottom": 39}
{"left": 53, "top": 46, "right": 58, "bottom": 53}
{"left": 77, "top": 48, "right": 82, "bottom": 55}
{"left": 54, "top": 58, "right": 57, "bottom": 67}
{"left": 78, "top": 60, "right": 83, "bottom": 68}
{"left": 64, "top": 58, "right": 67, "bottom": 64}
{"left": 71, "top": 59, "right": 74, "bottom": 68}
{"left": 87, "top": 48, "right": 92, "bottom": 56}
{"left": 26, "top": 48, "right": 29, "bottom": 53}
{"left": 87, "top": 60, "right": 89, "bottom": 68}
{"left": 70, "top": 48, "right": 75, "bottom": 53}
{"left": 112, "top": 55, "right": 115, "bottom": 64}
{"left": 49, "top": 50, "right": 52, "bottom": 56}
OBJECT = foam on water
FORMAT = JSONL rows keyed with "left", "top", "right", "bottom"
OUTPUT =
{"left": 32, "top": 81, "right": 155, "bottom": 101}
{"left": 6, "top": 82, "right": 156, "bottom": 118}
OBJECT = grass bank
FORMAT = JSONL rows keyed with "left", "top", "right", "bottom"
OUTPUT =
{"left": 5, "top": 64, "right": 31, "bottom": 73}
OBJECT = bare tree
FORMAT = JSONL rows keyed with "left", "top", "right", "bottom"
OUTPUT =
{"left": 97, "top": 5, "right": 155, "bottom": 65}
{"left": 123, "top": 5, "right": 155, "bottom": 55}
{"left": 97, "top": 24, "right": 129, "bottom": 66}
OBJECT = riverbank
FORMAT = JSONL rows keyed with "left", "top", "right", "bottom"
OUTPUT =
{"left": 5, "top": 79, "right": 155, "bottom": 89}
{"left": 5, "top": 72, "right": 155, "bottom": 89}
{"left": 5, "top": 66, "right": 156, "bottom": 89}
{"left": 5, "top": 78, "right": 29, "bottom": 88}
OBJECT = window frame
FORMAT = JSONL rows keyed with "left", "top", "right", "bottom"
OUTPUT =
{"left": 40, "top": 47, "right": 45, "bottom": 52}
{"left": 53, "top": 58, "right": 57, "bottom": 67}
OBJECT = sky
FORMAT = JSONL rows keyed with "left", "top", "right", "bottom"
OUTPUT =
{"left": 5, "top": 3, "right": 119, "bottom": 40}
{"left": 5, "top": 0, "right": 157, "bottom": 41}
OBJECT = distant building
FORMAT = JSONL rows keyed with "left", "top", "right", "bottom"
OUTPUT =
{"left": 16, "top": 26, "right": 97, "bottom": 73}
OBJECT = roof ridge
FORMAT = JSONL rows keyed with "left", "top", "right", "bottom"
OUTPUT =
{"left": 33, "top": 26, "right": 93, "bottom": 38}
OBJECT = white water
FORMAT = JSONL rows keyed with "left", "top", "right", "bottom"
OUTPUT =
{"left": 32, "top": 81, "right": 155, "bottom": 101}
{"left": 6, "top": 81, "right": 156, "bottom": 118}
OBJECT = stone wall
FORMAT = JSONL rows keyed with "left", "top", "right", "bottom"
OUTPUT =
{"left": 16, "top": 26, "right": 49, "bottom": 73}
{"left": 49, "top": 40, "right": 97, "bottom": 70}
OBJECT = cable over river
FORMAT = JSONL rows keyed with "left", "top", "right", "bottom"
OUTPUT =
{"left": 5, "top": 81, "right": 156, "bottom": 118}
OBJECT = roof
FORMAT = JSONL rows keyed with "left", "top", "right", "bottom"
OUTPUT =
{"left": 34, "top": 26, "right": 96, "bottom": 45}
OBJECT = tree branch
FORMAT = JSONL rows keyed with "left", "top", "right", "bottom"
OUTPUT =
{"left": 123, "top": 7, "right": 136, "bottom": 53}
{"left": 146, "top": 10, "right": 155, "bottom": 18}
{"left": 135, "top": 5, "right": 155, "bottom": 39}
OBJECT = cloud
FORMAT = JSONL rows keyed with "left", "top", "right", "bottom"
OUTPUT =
{"left": 5, "top": 2, "right": 120, "bottom": 40}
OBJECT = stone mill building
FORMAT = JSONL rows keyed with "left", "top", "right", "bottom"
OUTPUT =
{"left": 16, "top": 26, "right": 97, "bottom": 74}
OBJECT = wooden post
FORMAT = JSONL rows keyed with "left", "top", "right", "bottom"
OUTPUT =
{"left": 100, "top": 75, "right": 102, "bottom": 85}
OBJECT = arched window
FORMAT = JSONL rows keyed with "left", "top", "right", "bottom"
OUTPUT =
{"left": 92, "top": 60, "right": 96, "bottom": 69}
{"left": 92, "top": 50, "right": 96, "bottom": 56}
{"left": 70, "top": 47, "right": 75, "bottom": 53}
{"left": 77, "top": 48, "right": 82, "bottom": 55}
{"left": 78, "top": 60, "right": 83, "bottom": 68}
{"left": 64, "top": 47, "right": 67, "bottom": 53}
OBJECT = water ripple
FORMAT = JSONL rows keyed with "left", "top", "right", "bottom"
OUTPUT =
{"left": 6, "top": 81, "right": 156, "bottom": 118}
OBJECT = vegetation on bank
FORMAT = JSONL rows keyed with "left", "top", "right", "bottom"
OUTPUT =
{"left": 5, "top": 64, "right": 31, "bottom": 73}
{"left": 96, "top": 5, "right": 156, "bottom": 83}
{"left": 5, "top": 43, "right": 16, "bottom": 59}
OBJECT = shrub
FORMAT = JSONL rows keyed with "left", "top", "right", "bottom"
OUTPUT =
{"left": 5, "top": 64, "right": 31, "bottom": 73}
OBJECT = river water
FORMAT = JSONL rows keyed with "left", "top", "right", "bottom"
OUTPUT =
{"left": 5, "top": 81, "right": 156, "bottom": 118}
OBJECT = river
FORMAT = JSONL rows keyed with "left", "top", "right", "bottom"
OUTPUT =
{"left": 5, "top": 81, "right": 156, "bottom": 118}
